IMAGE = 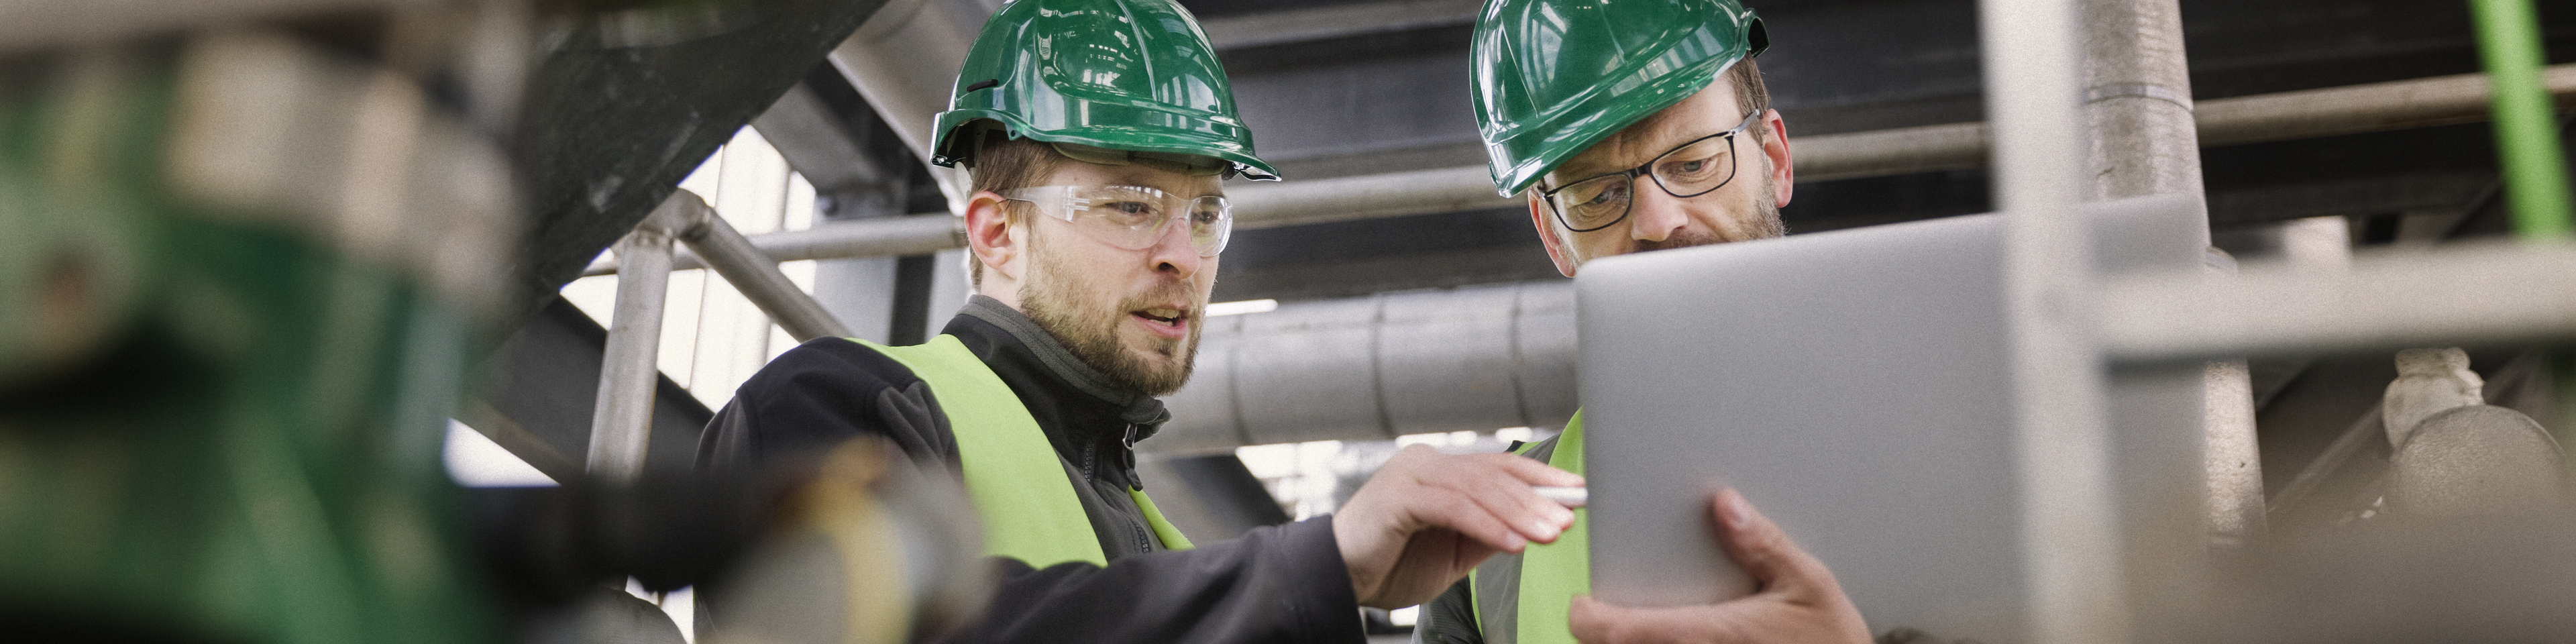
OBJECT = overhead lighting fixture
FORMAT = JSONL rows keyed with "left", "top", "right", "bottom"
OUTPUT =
{"left": 1203, "top": 299, "right": 1279, "bottom": 317}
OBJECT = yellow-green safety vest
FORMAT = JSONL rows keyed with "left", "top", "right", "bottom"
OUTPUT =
{"left": 1468, "top": 411, "right": 1588, "bottom": 644}
{"left": 855, "top": 335, "right": 1194, "bottom": 568}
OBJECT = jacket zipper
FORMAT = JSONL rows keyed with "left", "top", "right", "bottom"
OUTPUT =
{"left": 1086, "top": 426, "right": 1156, "bottom": 555}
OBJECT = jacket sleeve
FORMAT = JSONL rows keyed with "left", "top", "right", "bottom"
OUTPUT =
{"left": 701, "top": 339, "right": 1366, "bottom": 644}
{"left": 951, "top": 517, "right": 1366, "bottom": 644}
{"left": 696, "top": 337, "right": 959, "bottom": 476}
{"left": 1412, "top": 578, "right": 1484, "bottom": 644}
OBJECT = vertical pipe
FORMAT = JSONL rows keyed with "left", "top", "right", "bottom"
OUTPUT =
{"left": 2082, "top": 0, "right": 2265, "bottom": 548}
{"left": 1983, "top": 1, "right": 2129, "bottom": 643}
{"left": 2469, "top": 0, "right": 2575, "bottom": 240}
{"left": 587, "top": 200, "right": 684, "bottom": 484}
{"left": 2082, "top": 0, "right": 2202, "bottom": 200}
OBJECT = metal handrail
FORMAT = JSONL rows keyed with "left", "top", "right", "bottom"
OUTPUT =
{"left": 586, "top": 189, "right": 857, "bottom": 482}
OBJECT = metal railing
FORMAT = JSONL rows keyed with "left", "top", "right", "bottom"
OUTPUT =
{"left": 586, "top": 189, "right": 854, "bottom": 482}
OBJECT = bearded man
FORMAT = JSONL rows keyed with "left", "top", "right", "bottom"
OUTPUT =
{"left": 1409, "top": 1, "right": 1878, "bottom": 643}
{"left": 699, "top": 0, "right": 1582, "bottom": 641}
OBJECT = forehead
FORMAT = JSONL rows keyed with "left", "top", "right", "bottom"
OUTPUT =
{"left": 1044, "top": 157, "right": 1226, "bottom": 198}
{"left": 1551, "top": 79, "right": 1746, "bottom": 180}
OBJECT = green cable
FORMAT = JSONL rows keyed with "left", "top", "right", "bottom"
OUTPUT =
{"left": 2469, "top": 0, "right": 2573, "bottom": 241}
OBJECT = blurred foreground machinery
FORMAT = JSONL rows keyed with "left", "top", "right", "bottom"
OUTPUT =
{"left": 0, "top": 21, "right": 519, "bottom": 643}
{"left": 0, "top": 3, "right": 985, "bottom": 643}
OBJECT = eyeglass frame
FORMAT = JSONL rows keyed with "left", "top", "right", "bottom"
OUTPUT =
{"left": 1536, "top": 109, "right": 1768, "bottom": 233}
{"left": 999, "top": 184, "right": 1235, "bottom": 257}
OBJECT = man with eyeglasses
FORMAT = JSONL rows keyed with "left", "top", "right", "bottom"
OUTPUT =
{"left": 1411, "top": 1, "right": 1885, "bottom": 643}
{"left": 699, "top": 0, "right": 1582, "bottom": 641}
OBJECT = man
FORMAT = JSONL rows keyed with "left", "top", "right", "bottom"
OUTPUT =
{"left": 698, "top": 0, "right": 1581, "bottom": 641}
{"left": 1413, "top": 1, "right": 1880, "bottom": 643}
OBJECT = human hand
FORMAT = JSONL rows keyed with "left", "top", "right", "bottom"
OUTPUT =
{"left": 1332, "top": 444, "right": 1585, "bottom": 608}
{"left": 1568, "top": 489, "right": 1870, "bottom": 644}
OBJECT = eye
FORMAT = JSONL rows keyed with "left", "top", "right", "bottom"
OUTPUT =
{"left": 1577, "top": 180, "right": 1628, "bottom": 207}
{"left": 1096, "top": 201, "right": 1159, "bottom": 226}
{"left": 1662, "top": 154, "right": 1724, "bottom": 180}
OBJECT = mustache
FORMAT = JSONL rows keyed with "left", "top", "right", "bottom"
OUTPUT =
{"left": 1116, "top": 280, "right": 1201, "bottom": 315}
{"left": 1635, "top": 229, "right": 1729, "bottom": 253}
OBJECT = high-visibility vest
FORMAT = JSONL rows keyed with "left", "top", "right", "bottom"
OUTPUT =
{"left": 1468, "top": 412, "right": 1587, "bottom": 644}
{"left": 855, "top": 335, "right": 1194, "bottom": 568}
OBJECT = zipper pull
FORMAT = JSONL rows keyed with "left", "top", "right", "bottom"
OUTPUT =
{"left": 1122, "top": 423, "right": 1141, "bottom": 489}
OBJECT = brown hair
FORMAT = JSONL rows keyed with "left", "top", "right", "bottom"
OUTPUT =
{"left": 965, "top": 133, "right": 1069, "bottom": 286}
{"left": 1727, "top": 57, "right": 1771, "bottom": 142}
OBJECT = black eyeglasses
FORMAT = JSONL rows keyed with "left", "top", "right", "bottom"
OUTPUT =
{"left": 1538, "top": 110, "right": 1765, "bottom": 233}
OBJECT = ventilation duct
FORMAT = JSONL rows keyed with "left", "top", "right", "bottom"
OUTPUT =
{"left": 1151, "top": 280, "right": 1578, "bottom": 453}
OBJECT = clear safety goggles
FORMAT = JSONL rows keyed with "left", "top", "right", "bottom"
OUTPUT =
{"left": 1002, "top": 184, "right": 1234, "bottom": 257}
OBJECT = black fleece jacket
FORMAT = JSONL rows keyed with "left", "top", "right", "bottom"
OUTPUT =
{"left": 699, "top": 295, "right": 1365, "bottom": 644}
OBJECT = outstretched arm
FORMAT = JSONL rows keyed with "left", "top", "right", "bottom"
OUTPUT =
{"left": 1336, "top": 444, "right": 1587, "bottom": 609}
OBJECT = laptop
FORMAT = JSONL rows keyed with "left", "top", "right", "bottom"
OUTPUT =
{"left": 1574, "top": 193, "right": 2207, "bottom": 639}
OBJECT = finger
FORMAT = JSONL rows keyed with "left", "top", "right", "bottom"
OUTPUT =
{"left": 1451, "top": 455, "right": 1576, "bottom": 541}
{"left": 1493, "top": 451, "right": 1589, "bottom": 487}
{"left": 1412, "top": 486, "right": 1532, "bottom": 555}
{"left": 1570, "top": 594, "right": 1748, "bottom": 644}
{"left": 1711, "top": 488, "right": 1845, "bottom": 603}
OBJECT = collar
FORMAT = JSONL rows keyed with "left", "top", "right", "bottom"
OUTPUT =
{"left": 957, "top": 295, "right": 1173, "bottom": 435}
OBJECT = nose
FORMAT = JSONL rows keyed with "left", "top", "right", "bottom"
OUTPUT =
{"left": 1625, "top": 176, "right": 1691, "bottom": 243}
{"left": 1144, "top": 215, "right": 1205, "bottom": 277}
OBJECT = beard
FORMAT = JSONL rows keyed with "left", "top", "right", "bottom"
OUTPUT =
{"left": 1632, "top": 172, "right": 1788, "bottom": 252}
{"left": 1017, "top": 227, "right": 1205, "bottom": 396}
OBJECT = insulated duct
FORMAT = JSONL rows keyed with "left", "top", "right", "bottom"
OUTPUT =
{"left": 1148, "top": 280, "right": 1578, "bottom": 454}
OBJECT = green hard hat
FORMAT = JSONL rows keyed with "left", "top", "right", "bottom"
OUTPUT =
{"left": 1472, "top": 0, "right": 1768, "bottom": 197}
{"left": 931, "top": 0, "right": 1280, "bottom": 180}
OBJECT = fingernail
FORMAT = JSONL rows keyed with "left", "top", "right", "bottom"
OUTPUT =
{"left": 1532, "top": 521, "right": 1562, "bottom": 542}
{"left": 1719, "top": 490, "right": 1752, "bottom": 530}
{"left": 1505, "top": 534, "right": 1528, "bottom": 552}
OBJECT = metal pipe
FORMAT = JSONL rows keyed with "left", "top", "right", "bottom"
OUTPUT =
{"left": 1794, "top": 63, "right": 2576, "bottom": 183}
{"left": 2098, "top": 244, "right": 2576, "bottom": 362}
{"left": 2082, "top": 0, "right": 2263, "bottom": 550}
{"left": 1228, "top": 165, "right": 1522, "bottom": 226}
{"left": 2468, "top": 0, "right": 2575, "bottom": 240}
{"left": 572, "top": 66, "right": 2576, "bottom": 278}
{"left": 586, "top": 195, "right": 684, "bottom": 484}
{"left": 1790, "top": 121, "right": 1991, "bottom": 183}
{"left": 583, "top": 213, "right": 961, "bottom": 277}
{"left": 1150, "top": 280, "right": 1578, "bottom": 454}
{"left": 662, "top": 190, "right": 857, "bottom": 343}
{"left": 2194, "top": 64, "right": 2576, "bottom": 150}
{"left": 2082, "top": 0, "right": 2202, "bottom": 201}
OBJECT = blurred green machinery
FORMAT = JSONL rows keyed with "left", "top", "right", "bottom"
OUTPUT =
{"left": 0, "top": 30, "right": 513, "bottom": 643}
{"left": 0, "top": 2, "right": 981, "bottom": 641}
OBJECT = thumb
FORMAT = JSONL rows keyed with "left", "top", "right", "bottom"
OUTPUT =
{"left": 1711, "top": 488, "right": 1843, "bottom": 603}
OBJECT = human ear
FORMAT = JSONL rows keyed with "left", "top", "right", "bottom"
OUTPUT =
{"left": 965, "top": 191, "right": 1024, "bottom": 286}
{"left": 1759, "top": 109, "right": 1793, "bottom": 209}
{"left": 1529, "top": 192, "right": 1579, "bottom": 276}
